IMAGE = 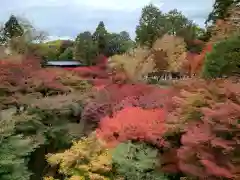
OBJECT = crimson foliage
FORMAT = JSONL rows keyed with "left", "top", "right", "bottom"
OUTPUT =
{"left": 81, "top": 83, "right": 173, "bottom": 122}
{"left": 0, "top": 57, "right": 71, "bottom": 108}
{"left": 166, "top": 79, "right": 240, "bottom": 179}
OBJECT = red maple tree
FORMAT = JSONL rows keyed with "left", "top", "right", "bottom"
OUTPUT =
{"left": 165, "top": 79, "right": 240, "bottom": 179}
{"left": 96, "top": 107, "right": 167, "bottom": 148}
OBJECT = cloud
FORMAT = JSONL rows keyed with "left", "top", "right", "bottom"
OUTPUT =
{"left": 0, "top": 0, "right": 214, "bottom": 40}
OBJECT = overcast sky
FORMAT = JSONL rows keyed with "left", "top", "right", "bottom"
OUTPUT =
{"left": 0, "top": 0, "right": 214, "bottom": 40}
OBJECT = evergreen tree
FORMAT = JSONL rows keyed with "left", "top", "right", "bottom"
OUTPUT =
{"left": 3, "top": 15, "right": 24, "bottom": 40}
{"left": 92, "top": 21, "right": 108, "bottom": 54}
{"left": 74, "top": 31, "right": 98, "bottom": 65}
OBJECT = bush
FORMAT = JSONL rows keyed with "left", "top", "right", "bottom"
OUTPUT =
{"left": 0, "top": 56, "right": 92, "bottom": 179}
{"left": 96, "top": 107, "right": 167, "bottom": 148}
{"left": 108, "top": 47, "right": 155, "bottom": 82}
{"left": 112, "top": 141, "right": 168, "bottom": 180}
{"left": 166, "top": 79, "right": 240, "bottom": 179}
{"left": 202, "top": 35, "right": 240, "bottom": 78}
{"left": 0, "top": 57, "right": 92, "bottom": 109}
{"left": 12, "top": 97, "right": 86, "bottom": 179}
{"left": 45, "top": 132, "right": 122, "bottom": 180}
{"left": 0, "top": 115, "right": 37, "bottom": 180}
{"left": 152, "top": 34, "right": 187, "bottom": 72}
{"left": 58, "top": 47, "right": 73, "bottom": 60}
{"left": 81, "top": 83, "right": 163, "bottom": 123}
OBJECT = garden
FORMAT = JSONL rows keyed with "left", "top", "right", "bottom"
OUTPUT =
{"left": 0, "top": 1, "right": 240, "bottom": 180}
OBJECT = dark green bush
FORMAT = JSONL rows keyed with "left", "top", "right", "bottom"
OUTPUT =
{"left": 112, "top": 141, "right": 169, "bottom": 180}
{"left": 202, "top": 35, "right": 240, "bottom": 78}
{"left": 0, "top": 116, "right": 37, "bottom": 180}
{"left": 10, "top": 94, "right": 85, "bottom": 180}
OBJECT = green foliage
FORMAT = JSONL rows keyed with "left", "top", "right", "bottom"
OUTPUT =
{"left": 165, "top": 9, "right": 192, "bottom": 36}
{"left": 59, "top": 47, "right": 73, "bottom": 60}
{"left": 106, "top": 32, "right": 134, "bottom": 56}
{"left": 74, "top": 31, "right": 98, "bottom": 65}
{"left": 202, "top": 35, "right": 240, "bottom": 78}
{"left": 3, "top": 15, "right": 24, "bottom": 40}
{"left": 112, "top": 141, "right": 168, "bottom": 180}
{"left": 92, "top": 21, "right": 108, "bottom": 55}
{"left": 206, "top": 0, "right": 239, "bottom": 24}
{"left": 34, "top": 40, "right": 74, "bottom": 61}
{"left": 0, "top": 116, "right": 36, "bottom": 180}
{"left": 136, "top": 5, "right": 203, "bottom": 48}
{"left": 136, "top": 4, "right": 167, "bottom": 47}
{"left": 15, "top": 109, "right": 74, "bottom": 147}
{"left": 92, "top": 21, "right": 108, "bottom": 41}
{"left": 74, "top": 21, "right": 134, "bottom": 60}
{"left": 0, "top": 15, "right": 46, "bottom": 55}
{"left": 12, "top": 94, "right": 86, "bottom": 179}
{"left": 36, "top": 43, "right": 59, "bottom": 60}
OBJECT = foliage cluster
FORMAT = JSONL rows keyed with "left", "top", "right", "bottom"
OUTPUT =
{"left": 206, "top": 0, "right": 240, "bottom": 24}
{"left": 1, "top": 1, "right": 240, "bottom": 180}
{"left": 135, "top": 5, "right": 205, "bottom": 48}
{"left": 81, "top": 83, "right": 166, "bottom": 123}
{"left": 112, "top": 141, "right": 168, "bottom": 180}
{"left": 0, "top": 116, "right": 37, "bottom": 180}
{"left": 202, "top": 34, "right": 240, "bottom": 78}
{"left": 97, "top": 107, "right": 166, "bottom": 148}
{"left": 45, "top": 133, "right": 169, "bottom": 180}
{"left": 152, "top": 34, "right": 187, "bottom": 72}
{"left": 108, "top": 47, "right": 156, "bottom": 82}
{"left": 0, "top": 56, "right": 92, "bottom": 180}
{"left": 165, "top": 79, "right": 240, "bottom": 179}
{"left": 0, "top": 56, "right": 91, "bottom": 109}
{"left": 45, "top": 132, "right": 122, "bottom": 180}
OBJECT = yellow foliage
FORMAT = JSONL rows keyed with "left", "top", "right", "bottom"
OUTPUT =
{"left": 108, "top": 47, "right": 155, "bottom": 82}
{"left": 153, "top": 34, "right": 187, "bottom": 72}
{"left": 43, "top": 177, "right": 57, "bottom": 180}
{"left": 46, "top": 132, "right": 121, "bottom": 180}
{"left": 108, "top": 35, "right": 187, "bottom": 80}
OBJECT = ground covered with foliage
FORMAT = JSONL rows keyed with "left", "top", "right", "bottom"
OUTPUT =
{"left": 0, "top": 1, "right": 240, "bottom": 180}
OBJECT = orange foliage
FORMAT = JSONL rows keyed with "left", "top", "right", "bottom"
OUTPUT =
{"left": 185, "top": 43, "right": 213, "bottom": 76}
{"left": 96, "top": 107, "right": 167, "bottom": 148}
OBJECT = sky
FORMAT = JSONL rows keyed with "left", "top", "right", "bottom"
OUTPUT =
{"left": 0, "top": 0, "right": 214, "bottom": 41}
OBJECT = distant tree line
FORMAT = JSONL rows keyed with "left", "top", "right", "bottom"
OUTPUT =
{"left": 1, "top": 1, "right": 238, "bottom": 65}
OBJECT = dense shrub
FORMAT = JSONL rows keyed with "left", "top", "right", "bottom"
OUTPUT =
{"left": 81, "top": 83, "right": 174, "bottom": 138}
{"left": 81, "top": 83, "right": 164, "bottom": 123}
{"left": 11, "top": 93, "right": 87, "bottom": 179}
{"left": 67, "top": 66, "right": 109, "bottom": 79}
{"left": 45, "top": 132, "right": 122, "bottom": 180}
{"left": 0, "top": 57, "right": 92, "bottom": 109}
{"left": 0, "top": 113, "right": 37, "bottom": 180}
{"left": 152, "top": 34, "right": 187, "bottom": 72}
{"left": 0, "top": 56, "right": 93, "bottom": 179}
{"left": 166, "top": 79, "right": 240, "bottom": 179}
{"left": 112, "top": 141, "right": 168, "bottom": 180}
{"left": 96, "top": 107, "right": 167, "bottom": 148}
{"left": 108, "top": 47, "right": 155, "bottom": 82}
{"left": 202, "top": 35, "right": 240, "bottom": 78}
